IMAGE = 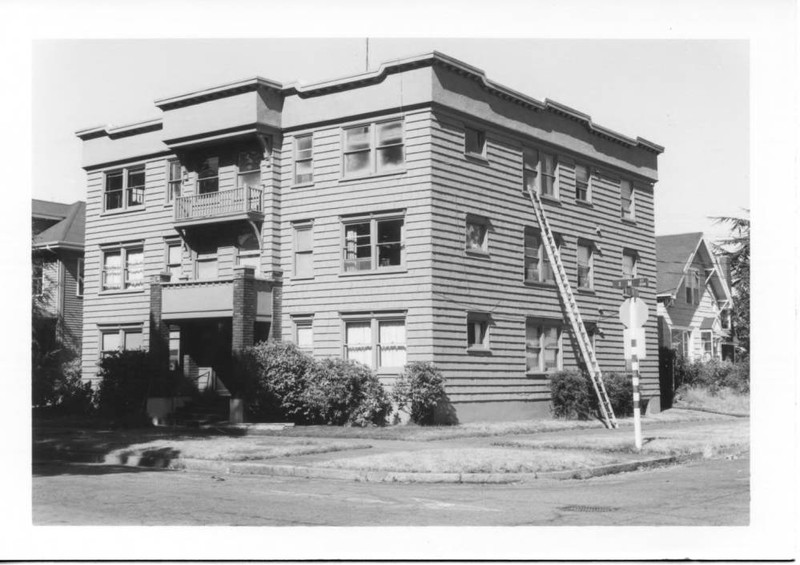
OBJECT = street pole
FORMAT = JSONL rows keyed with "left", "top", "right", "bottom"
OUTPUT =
{"left": 631, "top": 351, "right": 642, "bottom": 450}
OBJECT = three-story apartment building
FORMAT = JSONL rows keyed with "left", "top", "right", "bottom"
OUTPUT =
{"left": 77, "top": 52, "right": 663, "bottom": 422}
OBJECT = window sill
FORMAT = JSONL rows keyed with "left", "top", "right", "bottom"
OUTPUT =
{"left": 540, "top": 194, "right": 561, "bottom": 206}
{"left": 526, "top": 371, "right": 558, "bottom": 379}
{"left": 291, "top": 182, "right": 315, "bottom": 190}
{"left": 575, "top": 199, "right": 594, "bottom": 208}
{"left": 466, "top": 346, "right": 492, "bottom": 355}
{"left": 464, "top": 152, "right": 489, "bottom": 164}
{"left": 338, "top": 266, "right": 408, "bottom": 277}
{"left": 524, "top": 279, "right": 558, "bottom": 288}
{"left": 291, "top": 275, "right": 315, "bottom": 282}
{"left": 577, "top": 287, "right": 596, "bottom": 295}
{"left": 99, "top": 288, "right": 146, "bottom": 296}
{"left": 465, "top": 249, "right": 490, "bottom": 258}
{"left": 339, "top": 169, "right": 406, "bottom": 184}
{"left": 101, "top": 206, "right": 147, "bottom": 217}
{"left": 621, "top": 217, "right": 637, "bottom": 226}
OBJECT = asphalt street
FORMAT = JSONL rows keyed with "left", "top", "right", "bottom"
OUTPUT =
{"left": 32, "top": 453, "right": 749, "bottom": 526}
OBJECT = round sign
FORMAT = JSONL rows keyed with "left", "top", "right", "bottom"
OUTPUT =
{"left": 619, "top": 298, "right": 649, "bottom": 328}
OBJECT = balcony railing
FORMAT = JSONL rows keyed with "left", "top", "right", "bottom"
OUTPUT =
{"left": 174, "top": 186, "right": 263, "bottom": 225}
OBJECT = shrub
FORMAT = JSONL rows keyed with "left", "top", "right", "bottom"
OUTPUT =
{"left": 550, "top": 370, "right": 594, "bottom": 420}
{"left": 242, "top": 341, "right": 314, "bottom": 421}
{"left": 303, "top": 358, "right": 392, "bottom": 426}
{"left": 392, "top": 362, "right": 448, "bottom": 425}
{"left": 95, "top": 349, "right": 153, "bottom": 424}
{"left": 675, "top": 357, "right": 750, "bottom": 396}
{"left": 602, "top": 372, "right": 633, "bottom": 417}
{"left": 54, "top": 357, "right": 96, "bottom": 415}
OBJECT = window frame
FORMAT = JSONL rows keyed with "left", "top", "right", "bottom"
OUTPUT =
{"left": 341, "top": 118, "right": 405, "bottom": 178}
{"left": 341, "top": 211, "right": 405, "bottom": 274}
{"left": 524, "top": 226, "right": 559, "bottom": 284}
{"left": 293, "top": 221, "right": 314, "bottom": 279}
{"left": 293, "top": 315, "right": 314, "bottom": 353}
{"left": 194, "top": 247, "right": 219, "bottom": 281}
{"left": 464, "top": 126, "right": 486, "bottom": 158}
{"left": 341, "top": 311, "right": 407, "bottom": 371}
{"left": 76, "top": 257, "right": 84, "bottom": 297}
{"left": 33, "top": 259, "right": 44, "bottom": 297}
{"left": 685, "top": 269, "right": 700, "bottom": 304}
{"left": 620, "top": 179, "right": 636, "bottom": 221}
{"left": 577, "top": 240, "right": 595, "bottom": 290}
{"left": 622, "top": 249, "right": 638, "bottom": 279}
{"left": 538, "top": 151, "right": 559, "bottom": 199}
{"left": 197, "top": 156, "right": 220, "bottom": 194}
{"left": 525, "top": 318, "right": 563, "bottom": 375}
{"left": 700, "top": 330, "right": 714, "bottom": 358}
{"left": 466, "top": 311, "right": 491, "bottom": 352}
{"left": 164, "top": 239, "right": 183, "bottom": 281}
{"left": 99, "top": 324, "right": 144, "bottom": 356}
{"left": 575, "top": 163, "right": 593, "bottom": 203}
{"left": 465, "top": 214, "right": 490, "bottom": 255}
{"left": 103, "top": 165, "right": 146, "bottom": 213}
{"left": 101, "top": 243, "right": 145, "bottom": 293}
{"left": 236, "top": 150, "right": 263, "bottom": 190}
{"left": 166, "top": 158, "right": 182, "bottom": 204}
{"left": 293, "top": 134, "right": 314, "bottom": 185}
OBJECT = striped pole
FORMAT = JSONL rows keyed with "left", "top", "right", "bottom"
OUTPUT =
{"left": 631, "top": 351, "right": 642, "bottom": 450}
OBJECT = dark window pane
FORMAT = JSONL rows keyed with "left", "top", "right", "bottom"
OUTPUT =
{"left": 345, "top": 151, "right": 370, "bottom": 175}
{"left": 377, "top": 145, "right": 403, "bottom": 171}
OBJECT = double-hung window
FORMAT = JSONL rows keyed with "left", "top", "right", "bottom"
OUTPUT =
{"left": 621, "top": 179, "right": 635, "bottom": 220}
{"left": 101, "top": 325, "right": 143, "bottom": 356}
{"left": 165, "top": 241, "right": 182, "bottom": 281}
{"left": 577, "top": 241, "right": 594, "bottom": 289}
{"left": 342, "top": 212, "right": 404, "bottom": 272}
{"left": 293, "top": 222, "right": 314, "bottom": 278}
{"left": 294, "top": 316, "right": 314, "bottom": 353}
{"left": 539, "top": 152, "right": 558, "bottom": 198}
{"left": 575, "top": 164, "right": 591, "bottom": 202}
{"left": 236, "top": 232, "right": 261, "bottom": 273}
{"left": 467, "top": 312, "right": 491, "bottom": 351}
{"left": 294, "top": 135, "right": 313, "bottom": 184}
{"left": 343, "top": 119, "right": 404, "bottom": 177}
{"left": 522, "top": 148, "right": 538, "bottom": 195}
{"left": 102, "top": 245, "right": 144, "bottom": 291}
{"left": 195, "top": 247, "right": 218, "bottom": 280}
{"left": 343, "top": 313, "right": 407, "bottom": 370}
{"left": 622, "top": 249, "right": 638, "bottom": 279}
{"left": 524, "top": 227, "right": 557, "bottom": 283}
{"left": 525, "top": 319, "right": 562, "bottom": 373}
{"left": 237, "top": 150, "right": 262, "bottom": 190}
{"left": 105, "top": 166, "right": 145, "bottom": 212}
{"left": 166, "top": 159, "right": 182, "bottom": 203}
{"left": 32, "top": 259, "right": 44, "bottom": 296}
{"left": 197, "top": 157, "right": 219, "bottom": 194}
{"left": 701, "top": 330, "right": 713, "bottom": 358}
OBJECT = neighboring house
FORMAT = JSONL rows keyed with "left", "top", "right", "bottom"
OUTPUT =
{"left": 32, "top": 199, "right": 86, "bottom": 353}
{"left": 656, "top": 232, "right": 734, "bottom": 362}
{"left": 76, "top": 52, "right": 663, "bottom": 422}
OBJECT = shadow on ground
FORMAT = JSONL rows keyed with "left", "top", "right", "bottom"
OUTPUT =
{"left": 32, "top": 462, "right": 171, "bottom": 477}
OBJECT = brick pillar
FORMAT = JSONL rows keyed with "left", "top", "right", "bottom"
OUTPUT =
{"left": 149, "top": 273, "right": 172, "bottom": 383}
{"left": 271, "top": 279, "right": 283, "bottom": 341}
{"left": 232, "top": 266, "right": 256, "bottom": 351}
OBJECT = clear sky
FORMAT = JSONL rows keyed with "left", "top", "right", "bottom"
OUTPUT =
{"left": 32, "top": 38, "right": 749, "bottom": 241}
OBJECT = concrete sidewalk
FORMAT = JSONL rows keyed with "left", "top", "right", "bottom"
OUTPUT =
{"left": 32, "top": 411, "right": 748, "bottom": 484}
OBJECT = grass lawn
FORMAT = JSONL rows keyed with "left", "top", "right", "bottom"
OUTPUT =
{"left": 316, "top": 447, "right": 623, "bottom": 474}
{"left": 108, "top": 437, "right": 371, "bottom": 462}
{"left": 494, "top": 420, "right": 749, "bottom": 458}
{"left": 674, "top": 386, "right": 750, "bottom": 415}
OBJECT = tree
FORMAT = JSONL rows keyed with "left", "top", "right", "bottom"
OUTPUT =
{"left": 713, "top": 212, "right": 750, "bottom": 357}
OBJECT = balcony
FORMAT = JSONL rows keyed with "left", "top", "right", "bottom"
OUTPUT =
{"left": 161, "top": 277, "right": 273, "bottom": 321}
{"left": 174, "top": 186, "right": 264, "bottom": 228}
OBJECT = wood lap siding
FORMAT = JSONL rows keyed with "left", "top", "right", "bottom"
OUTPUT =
{"left": 60, "top": 250, "right": 83, "bottom": 352}
{"left": 279, "top": 110, "right": 434, "bottom": 384}
{"left": 430, "top": 109, "right": 660, "bottom": 405}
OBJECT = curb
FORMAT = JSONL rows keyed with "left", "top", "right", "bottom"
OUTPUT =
{"left": 82, "top": 452, "right": 707, "bottom": 484}
{"left": 671, "top": 405, "right": 750, "bottom": 418}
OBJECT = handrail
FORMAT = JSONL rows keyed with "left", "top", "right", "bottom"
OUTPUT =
{"left": 174, "top": 186, "right": 263, "bottom": 222}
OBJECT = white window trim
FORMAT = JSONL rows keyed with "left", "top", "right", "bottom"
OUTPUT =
{"left": 525, "top": 318, "right": 564, "bottom": 374}
{"left": 577, "top": 240, "right": 595, "bottom": 290}
{"left": 622, "top": 249, "right": 639, "bottom": 279}
{"left": 99, "top": 323, "right": 144, "bottom": 356}
{"left": 293, "top": 221, "right": 314, "bottom": 279}
{"left": 466, "top": 311, "right": 492, "bottom": 352}
{"left": 293, "top": 134, "right": 314, "bottom": 185}
{"left": 340, "top": 211, "right": 406, "bottom": 274}
{"left": 193, "top": 247, "right": 219, "bottom": 280}
{"left": 100, "top": 243, "right": 145, "bottom": 293}
{"left": 103, "top": 165, "right": 146, "bottom": 213}
{"left": 465, "top": 214, "right": 490, "bottom": 255}
{"left": 165, "top": 158, "right": 183, "bottom": 204}
{"left": 197, "top": 156, "right": 220, "bottom": 194}
{"left": 538, "top": 151, "right": 559, "bottom": 199}
{"left": 464, "top": 125, "right": 487, "bottom": 158}
{"left": 524, "top": 227, "right": 560, "bottom": 284}
{"left": 76, "top": 257, "right": 84, "bottom": 297}
{"left": 341, "top": 118, "right": 405, "bottom": 179}
{"left": 236, "top": 149, "right": 263, "bottom": 189}
{"left": 575, "top": 163, "right": 593, "bottom": 203}
{"left": 293, "top": 315, "right": 314, "bottom": 353}
{"left": 341, "top": 311, "right": 407, "bottom": 371}
{"left": 621, "top": 179, "right": 636, "bottom": 221}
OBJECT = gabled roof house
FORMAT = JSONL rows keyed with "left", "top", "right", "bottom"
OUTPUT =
{"left": 32, "top": 199, "right": 86, "bottom": 353}
{"left": 656, "top": 232, "right": 734, "bottom": 361}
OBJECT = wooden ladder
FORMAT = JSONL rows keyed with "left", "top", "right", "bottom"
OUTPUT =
{"left": 526, "top": 186, "right": 618, "bottom": 429}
